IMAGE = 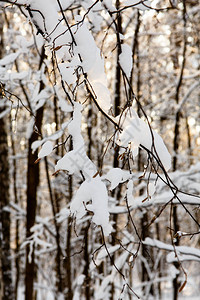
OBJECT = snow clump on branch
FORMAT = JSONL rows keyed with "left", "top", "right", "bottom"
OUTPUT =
{"left": 116, "top": 107, "right": 171, "bottom": 171}
{"left": 55, "top": 103, "right": 112, "bottom": 236}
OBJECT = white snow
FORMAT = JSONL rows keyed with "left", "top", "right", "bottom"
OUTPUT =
{"left": 32, "top": 89, "right": 49, "bottom": 112}
{"left": 82, "top": 0, "right": 103, "bottom": 32}
{"left": 70, "top": 178, "right": 112, "bottom": 236}
{"left": 123, "top": 0, "right": 151, "bottom": 10}
{"left": 168, "top": 265, "right": 180, "bottom": 279}
{"left": 26, "top": 0, "right": 112, "bottom": 113}
{"left": 74, "top": 22, "right": 112, "bottom": 112}
{"left": 38, "top": 141, "right": 54, "bottom": 159}
{"left": 94, "top": 275, "right": 112, "bottom": 300}
{"left": 127, "top": 179, "right": 134, "bottom": 204}
{"left": 144, "top": 238, "right": 200, "bottom": 261}
{"left": 167, "top": 252, "right": 200, "bottom": 263}
{"left": 1, "top": 70, "right": 29, "bottom": 82}
{"left": 95, "top": 245, "right": 121, "bottom": 265}
{"left": 58, "top": 96, "right": 73, "bottom": 113}
{"left": 116, "top": 107, "right": 171, "bottom": 171}
{"left": 148, "top": 182, "right": 156, "bottom": 197}
{"left": 56, "top": 207, "right": 70, "bottom": 223}
{"left": 55, "top": 149, "right": 91, "bottom": 175}
{"left": 55, "top": 103, "right": 112, "bottom": 235}
{"left": 77, "top": 274, "right": 85, "bottom": 285}
{"left": 31, "top": 121, "right": 69, "bottom": 153}
{"left": 103, "top": 0, "right": 116, "bottom": 11}
{"left": 58, "top": 62, "right": 76, "bottom": 85}
{"left": 119, "top": 44, "right": 133, "bottom": 78}
{"left": 26, "top": 117, "right": 35, "bottom": 139}
{"left": 103, "top": 168, "right": 131, "bottom": 190}
{"left": 0, "top": 51, "right": 20, "bottom": 65}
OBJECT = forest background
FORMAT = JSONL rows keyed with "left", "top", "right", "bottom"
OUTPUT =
{"left": 0, "top": 0, "right": 199, "bottom": 300}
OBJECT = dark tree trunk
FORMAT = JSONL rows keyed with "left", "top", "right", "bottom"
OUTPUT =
{"left": 0, "top": 14, "right": 14, "bottom": 300}
{"left": 110, "top": 2, "right": 122, "bottom": 299}
{"left": 64, "top": 138, "right": 73, "bottom": 300}
{"left": 44, "top": 157, "right": 63, "bottom": 294}
{"left": 9, "top": 115, "right": 20, "bottom": 300}
{"left": 134, "top": 12, "right": 154, "bottom": 296}
{"left": 0, "top": 105, "right": 14, "bottom": 300}
{"left": 129, "top": 10, "right": 140, "bottom": 101}
{"left": 25, "top": 105, "right": 44, "bottom": 300}
{"left": 64, "top": 215, "right": 73, "bottom": 300}
{"left": 25, "top": 47, "right": 45, "bottom": 300}
{"left": 83, "top": 224, "right": 91, "bottom": 300}
{"left": 172, "top": 2, "right": 187, "bottom": 299}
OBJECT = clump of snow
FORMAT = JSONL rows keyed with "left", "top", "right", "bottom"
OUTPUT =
{"left": 94, "top": 275, "right": 112, "bottom": 300}
{"left": 77, "top": 274, "right": 85, "bottom": 285}
{"left": 56, "top": 207, "right": 70, "bottom": 223}
{"left": 127, "top": 179, "right": 134, "bottom": 205}
{"left": 82, "top": 1, "right": 103, "bottom": 32}
{"left": 119, "top": 44, "right": 132, "bottom": 78}
{"left": 33, "top": 89, "right": 49, "bottom": 112}
{"left": 58, "top": 96, "right": 73, "bottom": 113}
{"left": 26, "top": 0, "right": 112, "bottom": 114}
{"left": 148, "top": 182, "right": 156, "bottom": 197}
{"left": 103, "top": 168, "right": 131, "bottom": 190}
{"left": 70, "top": 178, "right": 112, "bottom": 236}
{"left": 74, "top": 22, "right": 112, "bottom": 112}
{"left": 55, "top": 103, "right": 112, "bottom": 236}
{"left": 94, "top": 244, "right": 121, "bottom": 267}
{"left": 31, "top": 122, "right": 70, "bottom": 153}
{"left": 26, "top": 118, "right": 35, "bottom": 139}
{"left": 58, "top": 62, "right": 76, "bottom": 85}
{"left": 0, "top": 51, "right": 20, "bottom": 66}
{"left": 55, "top": 103, "right": 96, "bottom": 178}
{"left": 116, "top": 107, "right": 171, "bottom": 171}
{"left": 168, "top": 265, "right": 180, "bottom": 279}
{"left": 1, "top": 70, "right": 28, "bottom": 82}
{"left": 103, "top": 0, "right": 116, "bottom": 11}
{"left": 32, "top": 140, "right": 44, "bottom": 153}
{"left": 55, "top": 149, "right": 95, "bottom": 176}
{"left": 38, "top": 141, "right": 54, "bottom": 159}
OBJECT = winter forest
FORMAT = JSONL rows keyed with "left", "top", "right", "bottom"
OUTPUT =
{"left": 0, "top": 0, "right": 199, "bottom": 299}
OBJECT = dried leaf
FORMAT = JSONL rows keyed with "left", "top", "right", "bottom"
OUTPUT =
{"left": 142, "top": 197, "right": 148, "bottom": 203}
{"left": 118, "top": 153, "right": 125, "bottom": 161}
{"left": 93, "top": 171, "right": 99, "bottom": 178}
{"left": 139, "top": 174, "right": 145, "bottom": 179}
{"left": 54, "top": 45, "right": 62, "bottom": 51}
{"left": 52, "top": 170, "right": 60, "bottom": 176}
{"left": 179, "top": 279, "right": 187, "bottom": 292}
{"left": 34, "top": 158, "right": 41, "bottom": 164}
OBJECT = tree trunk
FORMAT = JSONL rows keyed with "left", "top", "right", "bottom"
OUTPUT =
{"left": 25, "top": 47, "right": 45, "bottom": 300}
{"left": 9, "top": 115, "right": 20, "bottom": 300}
{"left": 0, "top": 13, "right": 14, "bottom": 300}
{"left": 110, "top": 1, "right": 122, "bottom": 299}
{"left": 172, "top": 2, "right": 187, "bottom": 299}
{"left": 64, "top": 138, "right": 73, "bottom": 300}
{"left": 25, "top": 105, "right": 44, "bottom": 300}
{"left": 0, "top": 103, "right": 14, "bottom": 300}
